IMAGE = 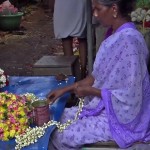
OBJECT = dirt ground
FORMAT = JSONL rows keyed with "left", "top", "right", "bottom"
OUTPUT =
{"left": 0, "top": 3, "right": 63, "bottom": 76}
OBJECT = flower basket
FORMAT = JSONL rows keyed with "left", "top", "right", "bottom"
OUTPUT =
{"left": 0, "top": 12, "right": 23, "bottom": 31}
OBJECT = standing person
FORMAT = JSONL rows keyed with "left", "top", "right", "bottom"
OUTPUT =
{"left": 48, "top": 0, "right": 150, "bottom": 149}
{"left": 53, "top": 0, "right": 87, "bottom": 79}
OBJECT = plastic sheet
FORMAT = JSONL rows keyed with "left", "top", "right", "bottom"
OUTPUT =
{"left": 0, "top": 76, "right": 75, "bottom": 150}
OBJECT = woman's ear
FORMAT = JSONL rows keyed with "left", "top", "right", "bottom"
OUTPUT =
{"left": 111, "top": 4, "right": 118, "bottom": 18}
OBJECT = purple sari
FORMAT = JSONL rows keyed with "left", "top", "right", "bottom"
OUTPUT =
{"left": 51, "top": 22, "right": 150, "bottom": 150}
{"left": 80, "top": 22, "right": 150, "bottom": 148}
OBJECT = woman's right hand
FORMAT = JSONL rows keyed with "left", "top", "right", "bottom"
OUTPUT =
{"left": 47, "top": 88, "right": 65, "bottom": 104}
{"left": 46, "top": 76, "right": 94, "bottom": 104}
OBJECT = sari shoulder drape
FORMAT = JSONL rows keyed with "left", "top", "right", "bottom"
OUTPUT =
{"left": 90, "top": 25, "right": 150, "bottom": 148}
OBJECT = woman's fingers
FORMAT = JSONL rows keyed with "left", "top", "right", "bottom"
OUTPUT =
{"left": 47, "top": 93, "right": 56, "bottom": 104}
{"left": 47, "top": 88, "right": 65, "bottom": 104}
{"left": 48, "top": 94, "right": 55, "bottom": 100}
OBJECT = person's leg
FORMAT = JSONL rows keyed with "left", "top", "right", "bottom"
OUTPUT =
{"left": 50, "top": 109, "right": 112, "bottom": 150}
{"left": 62, "top": 37, "right": 73, "bottom": 56}
{"left": 78, "top": 38, "right": 87, "bottom": 79}
{"left": 49, "top": 107, "right": 80, "bottom": 150}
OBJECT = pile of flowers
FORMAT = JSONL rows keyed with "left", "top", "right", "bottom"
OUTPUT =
{"left": 131, "top": 8, "right": 150, "bottom": 23}
{"left": 15, "top": 97, "right": 84, "bottom": 150}
{"left": 131, "top": 8, "right": 150, "bottom": 34}
{"left": 0, "top": 68, "right": 8, "bottom": 88}
{"left": 0, "top": 92, "right": 33, "bottom": 141}
{"left": 131, "top": 0, "right": 150, "bottom": 29}
{"left": 0, "top": 0, "right": 18, "bottom": 15}
{"left": 0, "top": 90, "right": 85, "bottom": 150}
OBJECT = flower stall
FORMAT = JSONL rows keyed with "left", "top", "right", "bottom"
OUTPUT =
{"left": 131, "top": 0, "right": 150, "bottom": 32}
{"left": 0, "top": 74, "right": 75, "bottom": 150}
{"left": 131, "top": 0, "right": 150, "bottom": 50}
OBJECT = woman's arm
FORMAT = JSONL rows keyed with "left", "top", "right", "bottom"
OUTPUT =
{"left": 74, "top": 86, "right": 101, "bottom": 98}
{"left": 75, "top": 75, "right": 94, "bottom": 87}
{"left": 58, "top": 74, "right": 95, "bottom": 93}
{"left": 47, "top": 75, "right": 95, "bottom": 103}
{"left": 73, "top": 75, "right": 100, "bottom": 97}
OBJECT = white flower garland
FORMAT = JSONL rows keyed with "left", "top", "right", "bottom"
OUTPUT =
{"left": 0, "top": 68, "right": 7, "bottom": 88}
{"left": 15, "top": 95, "right": 84, "bottom": 150}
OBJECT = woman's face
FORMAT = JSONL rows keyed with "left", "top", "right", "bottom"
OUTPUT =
{"left": 92, "top": 0, "right": 114, "bottom": 27}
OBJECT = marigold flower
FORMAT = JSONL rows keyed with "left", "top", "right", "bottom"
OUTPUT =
{"left": 3, "top": 131, "right": 10, "bottom": 141}
{"left": 9, "top": 130, "right": 16, "bottom": 138}
{"left": 0, "top": 92, "right": 33, "bottom": 141}
{"left": 19, "top": 118, "right": 27, "bottom": 125}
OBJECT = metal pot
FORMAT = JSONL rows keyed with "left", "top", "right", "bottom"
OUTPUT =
{"left": 32, "top": 100, "right": 50, "bottom": 126}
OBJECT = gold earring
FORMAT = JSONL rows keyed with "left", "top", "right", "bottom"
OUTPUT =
{"left": 113, "top": 13, "right": 117, "bottom": 18}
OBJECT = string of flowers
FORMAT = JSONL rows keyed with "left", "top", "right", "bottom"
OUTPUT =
{"left": 15, "top": 96, "right": 84, "bottom": 150}
{"left": 0, "top": 68, "right": 8, "bottom": 88}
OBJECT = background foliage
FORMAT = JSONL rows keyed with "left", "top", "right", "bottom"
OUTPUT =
{"left": 136, "top": 0, "right": 150, "bottom": 8}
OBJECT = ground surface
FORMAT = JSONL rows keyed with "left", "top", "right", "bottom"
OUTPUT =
{"left": 0, "top": 3, "right": 63, "bottom": 76}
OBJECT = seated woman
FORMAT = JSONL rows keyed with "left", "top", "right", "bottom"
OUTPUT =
{"left": 48, "top": 0, "right": 150, "bottom": 149}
